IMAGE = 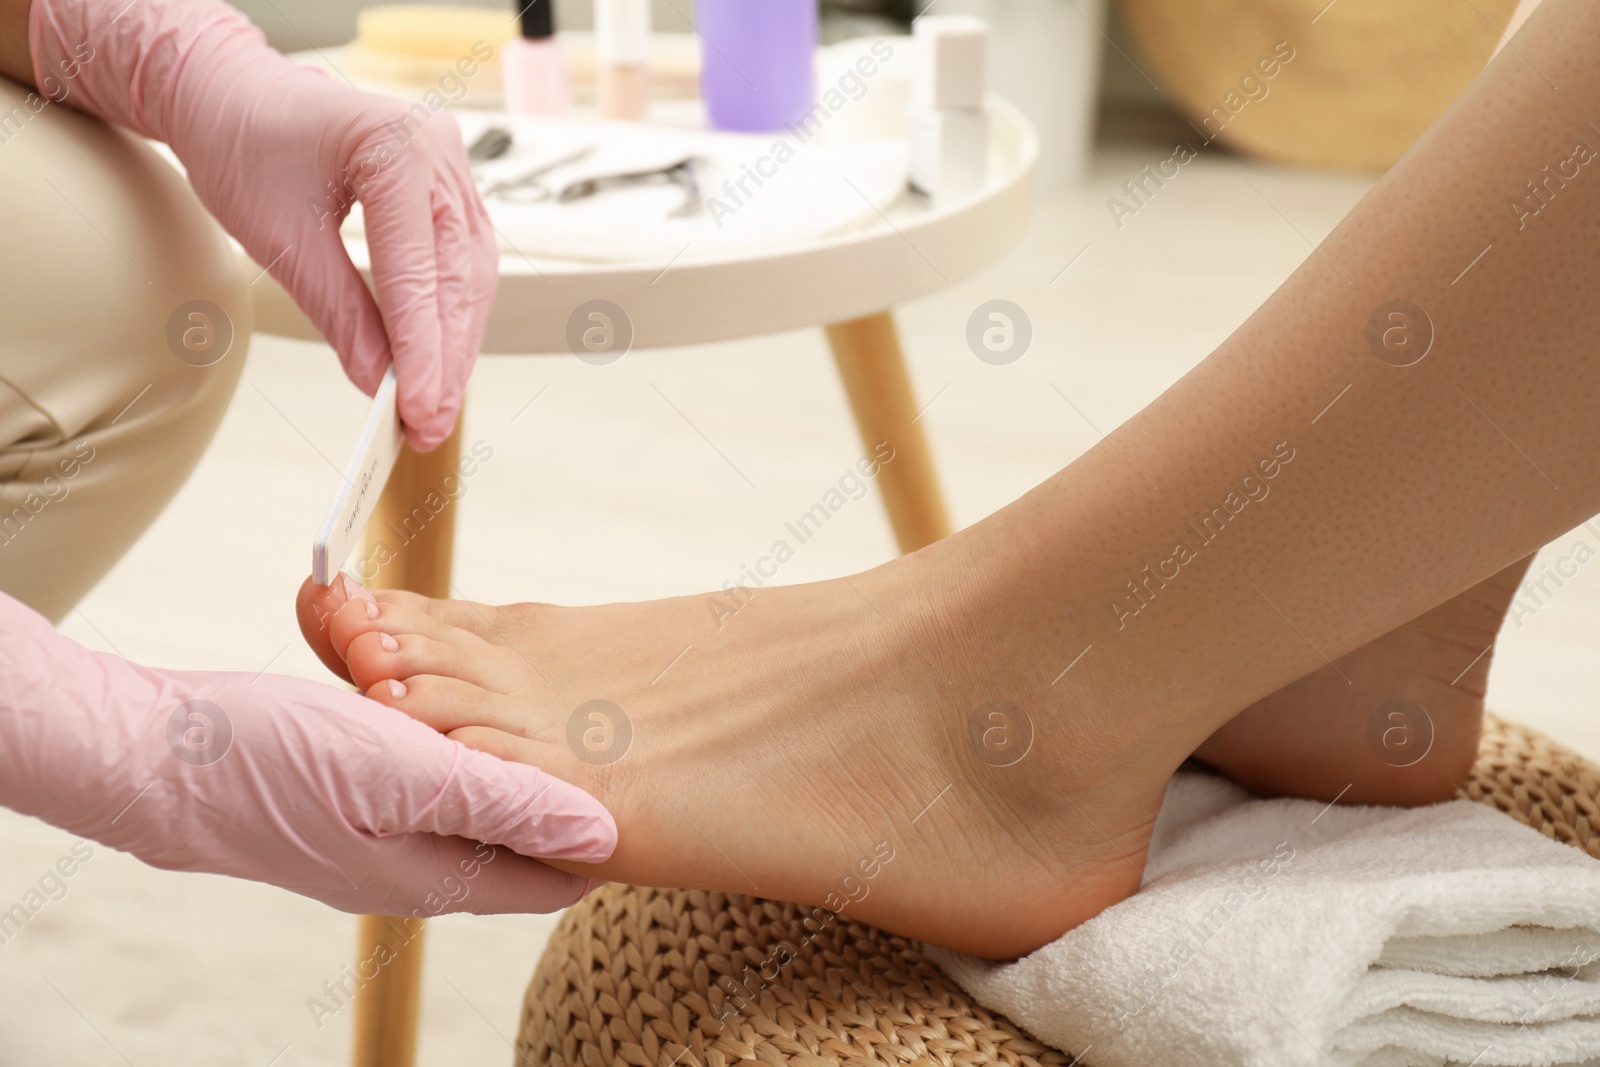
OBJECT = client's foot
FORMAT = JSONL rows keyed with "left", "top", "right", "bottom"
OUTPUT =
{"left": 1193, "top": 557, "right": 1532, "bottom": 805}
{"left": 297, "top": 568, "right": 1177, "bottom": 960}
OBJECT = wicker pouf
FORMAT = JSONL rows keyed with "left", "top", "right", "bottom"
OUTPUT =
{"left": 517, "top": 715, "right": 1600, "bottom": 1067}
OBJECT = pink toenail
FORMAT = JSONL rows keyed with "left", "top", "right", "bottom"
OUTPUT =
{"left": 380, "top": 633, "right": 400, "bottom": 652}
{"left": 387, "top": 679, "right": 407, "bottom": 698}
{"left": 339, "top": 573, "right": 377, "bottom": 604}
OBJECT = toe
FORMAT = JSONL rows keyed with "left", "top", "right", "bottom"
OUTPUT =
{"left": 422, "top": 597, "right": 504, "bottom": 639}
{"left": 367, "top": 675, "right": 555, "bottom": 740}
{"left": 446, "top": 723, "right": 548, "bottom": 762}
{"left": 345, "top": 630, "right": 493, "bottom": 693}
{"left": 355, "top": 587, "right": 502, "bottom": 639}
{"left": 296, "top": 573, "right": 375, "bottom": 683}
{"left": 328, "top": 596, "right": 494, "bottom": 659}
{"left": 326, "top": 594, "right": 388, "bottom": 664}
{"left": 297, "top": 573, "right": 513, "bottom": 687}
{"left": 364, "top": 674, "right": 495, "bottom": 732}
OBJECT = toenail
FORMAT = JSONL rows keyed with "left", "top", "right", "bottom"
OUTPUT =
{"left": 387, "top": 679, "right": 407, "bottom": 698}
{"left": 339, "top": 573, "right": 377, "bottom": 604}
{"left": 380, "top": 633, "right": 400, "bottom": 652}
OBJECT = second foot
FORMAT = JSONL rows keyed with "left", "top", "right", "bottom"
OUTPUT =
{"left": 1193, "top": 556, "right": 1533, "bottom": 805}
{"left": 297, "top": 570, "right": 1173, "bottom": 960}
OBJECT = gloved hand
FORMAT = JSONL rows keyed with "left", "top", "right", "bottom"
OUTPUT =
{"left": 0, "top": 592, "right": 614, "bottom": 915}
{"left": 30, "top": 0, "right": 496, "bottom": 450}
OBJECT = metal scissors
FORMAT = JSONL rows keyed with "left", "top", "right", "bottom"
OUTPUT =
{"left": 480, "top": 144, "right": 598, "bottom": 203}
{"left": 555, "top": 155, "right": 705, "bottom": 218}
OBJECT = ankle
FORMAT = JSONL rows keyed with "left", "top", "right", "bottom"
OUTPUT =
{"left": 909, "top": 521, "right": 1250, "bottom": 775}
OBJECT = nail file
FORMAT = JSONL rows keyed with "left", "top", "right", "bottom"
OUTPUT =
{"left": 313, "top": 368, "right": 404, "bottom": 586}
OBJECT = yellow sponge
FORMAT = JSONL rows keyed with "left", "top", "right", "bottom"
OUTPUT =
{"left": 355, "top": 5, "right": 515, "bottom": 62}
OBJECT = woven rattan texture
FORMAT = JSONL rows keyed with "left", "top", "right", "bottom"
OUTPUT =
{"left": 518, "top": 714, "right": 1600, "bottom": 1067}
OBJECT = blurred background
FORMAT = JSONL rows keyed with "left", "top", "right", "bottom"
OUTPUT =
{"left": 6, "top": 1, "right": 1591, "bottom": 1065}
{"left": 231, "top": 0, "right": 1519, "bottom": 182}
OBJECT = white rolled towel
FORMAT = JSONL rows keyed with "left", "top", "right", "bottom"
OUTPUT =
{"left": 929, "top": 772, "right": 1600, "bottom": 1067}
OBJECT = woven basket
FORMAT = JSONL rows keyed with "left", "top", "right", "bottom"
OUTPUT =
{"left": 1120, "top": 0, "right": 1519, "bottom": 171}
{"left": 517, "top": 715, "right": 1600, "bottom": 1067}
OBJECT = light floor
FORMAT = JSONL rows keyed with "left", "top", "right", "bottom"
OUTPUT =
{"left": 4, "top": 141, "right": 1598, "bottom": 1065}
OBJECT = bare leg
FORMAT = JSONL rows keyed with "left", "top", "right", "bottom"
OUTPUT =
{"left": 300, "top": 0, "right": 1600, "bottom": 960}
{"left": 1192, "top": 0, "right": 1555, "bottom": 805}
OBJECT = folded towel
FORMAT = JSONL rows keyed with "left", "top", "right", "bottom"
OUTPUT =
{"left": 929, "top": 772, "right": 1600, "bottom": 1067}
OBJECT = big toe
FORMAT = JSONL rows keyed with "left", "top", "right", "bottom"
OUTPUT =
{"left": 295, "top": 573, "right": 368, "bottom": 684}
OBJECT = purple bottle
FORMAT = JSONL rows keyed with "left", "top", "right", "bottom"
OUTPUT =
{"left": 697, "top": 0, "right": 817, "bottom": 132}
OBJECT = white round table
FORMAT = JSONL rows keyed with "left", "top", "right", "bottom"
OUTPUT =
{"left": 250, "top": 97, "right": 1037, "bottom": 354}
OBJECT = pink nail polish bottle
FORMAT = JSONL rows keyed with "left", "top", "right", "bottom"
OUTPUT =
{"left": 503, "top": 0, "right": 571, "bottom": 117}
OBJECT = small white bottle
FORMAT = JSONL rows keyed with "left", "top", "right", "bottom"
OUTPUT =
{"left": 596, "top": 0, "right": 651, "bottom": 120}
{"left": 907, "top": 15, "right": 989, "bottom": 203}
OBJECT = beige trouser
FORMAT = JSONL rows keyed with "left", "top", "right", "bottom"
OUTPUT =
{"left": 0, "top": 77, "right": 249, "bottom": 623}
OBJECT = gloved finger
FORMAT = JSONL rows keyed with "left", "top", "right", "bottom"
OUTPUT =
{"left": 432, "top": 113, "right": 494, "bottom": 419}
{"left": 277, "top": 231, "right": 391, "bottom": 396}
{"left": 388, "top": 834, "right": 598, "bottom": 916}
{"left": 371, "top": 729, "right": 617, "bottom": 865}
{"left": 429, "top": 181, "right": 476, "bottom": 434}
{"left": 453, "top": 202, "right": 495, "bottom": 418}
{"left": 453, "top": 149, "right": 500, "bottom": 361}
{"left": 461, "top": 181, "right": 500, "bottom": 407}
{"left": 360, "top": 157, "right": 447, "bottom": 450}
{"left": 468, "top": 200, "right": 499, "bottom": 356}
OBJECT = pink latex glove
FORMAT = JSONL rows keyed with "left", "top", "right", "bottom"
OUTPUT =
{"left": 0, "top": 593, "right": 614, "bottom": 915}
{"left": 30, "top": 0, "right": 497, "bottom": 450}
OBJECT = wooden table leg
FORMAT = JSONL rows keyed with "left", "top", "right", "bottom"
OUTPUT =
{"left": 350, "top": 915, "right": 427, "bottom": 1067}
{"left": 349, "top": 417, "right": 464, "bottom": 1067}
{"left": 825, "top": 311, "right": 952, "bottom": 554}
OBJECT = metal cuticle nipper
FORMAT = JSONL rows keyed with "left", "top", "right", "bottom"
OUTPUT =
{"left": 554, "top": 155, "right": 705, "bottom": 218}
{"left": 479, "top": 144, "right": 599, "bottom": 202}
